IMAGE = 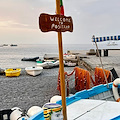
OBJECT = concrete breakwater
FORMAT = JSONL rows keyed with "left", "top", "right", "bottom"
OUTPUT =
{"left": 68, "top": 49, "right": 120, "bottom": 76}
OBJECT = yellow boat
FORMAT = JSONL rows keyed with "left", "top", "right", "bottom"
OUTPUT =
{"left": 5, "top": 68, "right": 21, "bottom": 77}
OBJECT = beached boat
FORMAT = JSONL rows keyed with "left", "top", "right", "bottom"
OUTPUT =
{"left": 37, "top": 59, "right": 76, "bottom": 68}
{"left": 2, "top": 79, "right": 120, "bottom": 120}
{"left": 25, "top": 67, "right": 43, "bottom": 76}
{"left": 53, "top": 60, "right": 60, "bottom": 67}
{"left": 43, "top": 53, "right": 76, "bottom": 61}
{"left": 0, "top": 68, "right": 5, "bottom": 75}
{"left": 37, "top": 60, "right": 60, "bottom": 69}
{"left": 21, "top": 57, "right": 39, "bottom": 61}
{"left": 37, "top": 61, "right": 54, "bottom": 68}
{"left": 4, "top": 68, "right": 21, "bottom": 77}
{"left": 63, "top": 54, "right": 76, "bottom": 59}
{"left": 44, "top": 54, "right": 59, "bottom": 60}
{"left": 64, "top": 61, "right": 76, "bottom": 67}
{"left": 30, "top": 82, "right": 120, "bottom": 120}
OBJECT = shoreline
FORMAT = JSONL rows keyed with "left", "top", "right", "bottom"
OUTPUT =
{"left": 1, "top": 49, "right": 120, "bottom": 111}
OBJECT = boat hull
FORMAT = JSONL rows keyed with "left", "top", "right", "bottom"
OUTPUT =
{"left": 25, "top": 67, "right": 43, "bottom": 76}
{"left": 21, "top": 57, "right": 39, "bottom": 61}
{"left": 37, "top": 61, "right": 54, "bottom": 69}
{"left": 27, "top": 83, "right": 116, "bottom": 120}
{"left": 5, "top": 68, "right": 21, "bottom": 77}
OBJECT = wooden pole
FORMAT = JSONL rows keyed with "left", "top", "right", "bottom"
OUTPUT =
{"left": 95, "top": 41, "right": 109, "bottom": 88}
{"left": 56, "top": 0, "right": 67, "bottom": 120}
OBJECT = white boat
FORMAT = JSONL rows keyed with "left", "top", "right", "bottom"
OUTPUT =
{"left": 53, "top": 60, "right": 59, "bottom": 67}
{"left": 64, "top": 62, "right": 76, "bottom": 67}
{"left": 63, "top": 54, "right": 76, "bottom": 59}
{"left": 25, "top": 67, "right": 43, "bottom": 76}
{"left": 43, "top": 53, "right": 59, "bottom": 60}
{"left": 37, "top": 60, "right": 66, "bottom": 68}
{"left": 37, "top": 61, "right": 54, "bottom": 69}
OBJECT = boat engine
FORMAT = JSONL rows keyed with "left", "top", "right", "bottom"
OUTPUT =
{"left": 10, "top": 107, "right": 29, "bottom": 120}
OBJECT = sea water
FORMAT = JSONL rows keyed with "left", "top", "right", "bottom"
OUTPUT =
{"left": 0, "top": 43, "right": 120, "bottom": 69}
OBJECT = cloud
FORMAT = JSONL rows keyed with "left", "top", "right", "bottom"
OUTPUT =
{"left": 0, "top": 20, "right": 33, "bottom": 29}
{"left": 0, "top": 0, "right": 120, "bottom": 44}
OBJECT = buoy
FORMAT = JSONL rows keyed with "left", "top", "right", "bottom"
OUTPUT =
{"left": 27, "top": 106, "right": 42, "bottom": 117}
{"left": 112, "top": 78, "right": 120, "bottom": 102}
{"left": 50, "top": 95, "right": 61, "bottom": 103}
{"left": 10, "top": 107, "right": 29, "bottom": 120}
{"left": 11, "top": 107, "right": 21, "bottom": 111}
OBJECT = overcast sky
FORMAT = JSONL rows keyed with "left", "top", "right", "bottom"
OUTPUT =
{"left": 0, "top": 0, "right": 120, "bottom": 44}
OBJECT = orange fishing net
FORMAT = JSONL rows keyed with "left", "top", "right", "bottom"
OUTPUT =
{"left": 74, "top": 67, "right": 91, "bottom": 91}
{"left": 57, "top": 67, "right": 92, "bottom": 95}
{"left": 57, "top": 67, "right": 112, "bottom": 95}
{"left": 94, "top": 67, "right": 111, "bottom": 85}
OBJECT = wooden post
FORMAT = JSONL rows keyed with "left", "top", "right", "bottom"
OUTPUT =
{"left": 56, "top": 0, "right": 67, "bottom": 120}
{"left": 95, "top": 41, "right": 109, "bottom": 88}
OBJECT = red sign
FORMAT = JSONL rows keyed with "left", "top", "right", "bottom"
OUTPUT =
{"left": 39, "top": 13, "right": 73, "bottom": 32}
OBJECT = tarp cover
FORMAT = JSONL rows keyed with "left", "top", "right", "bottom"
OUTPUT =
{"left": 92, "top": 35, "right": 120, "bottom": 42}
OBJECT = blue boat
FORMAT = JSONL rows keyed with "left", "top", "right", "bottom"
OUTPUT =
{"left": 2, "top": 79, "right": 120, "bottom": 120}
{"left": 27, "top": 81, "right": 120, "bottom": 120}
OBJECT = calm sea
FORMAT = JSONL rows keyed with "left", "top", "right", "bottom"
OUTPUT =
{"left": 0, "top": 43, "right": 120, "bottom": 69}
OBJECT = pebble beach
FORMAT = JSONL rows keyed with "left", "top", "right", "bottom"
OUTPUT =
{"left": 0, "top": 66, "right": 76, "bottom": 111}
{"left": 1, "top": 44, "right": 120, "bottom": 112}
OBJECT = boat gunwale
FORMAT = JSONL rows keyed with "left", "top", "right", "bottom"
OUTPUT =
{"left": 57, "top": 82, "right": 113, "bottom": 106}
{"left": 28, "top": 82, "right": 115, "bottom": 120}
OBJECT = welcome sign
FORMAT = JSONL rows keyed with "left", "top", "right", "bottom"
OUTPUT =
{"left": 39, "top": 13, "right": 73, "bottom": 32}
{"left": 39, "top": 1, "right": 73, "bottom": 118}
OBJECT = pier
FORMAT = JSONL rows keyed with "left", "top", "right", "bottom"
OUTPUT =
{"left": 68, "top": 49, "right": 120, "bottom": 77}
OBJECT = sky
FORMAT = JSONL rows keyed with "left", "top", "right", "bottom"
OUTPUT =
{"left": 0, "top": 0, "right": 120, "bottom": 44}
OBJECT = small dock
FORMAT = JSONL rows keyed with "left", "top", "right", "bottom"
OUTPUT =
{"left": 67, "top": 49, "right": 120, "bottom": 76}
